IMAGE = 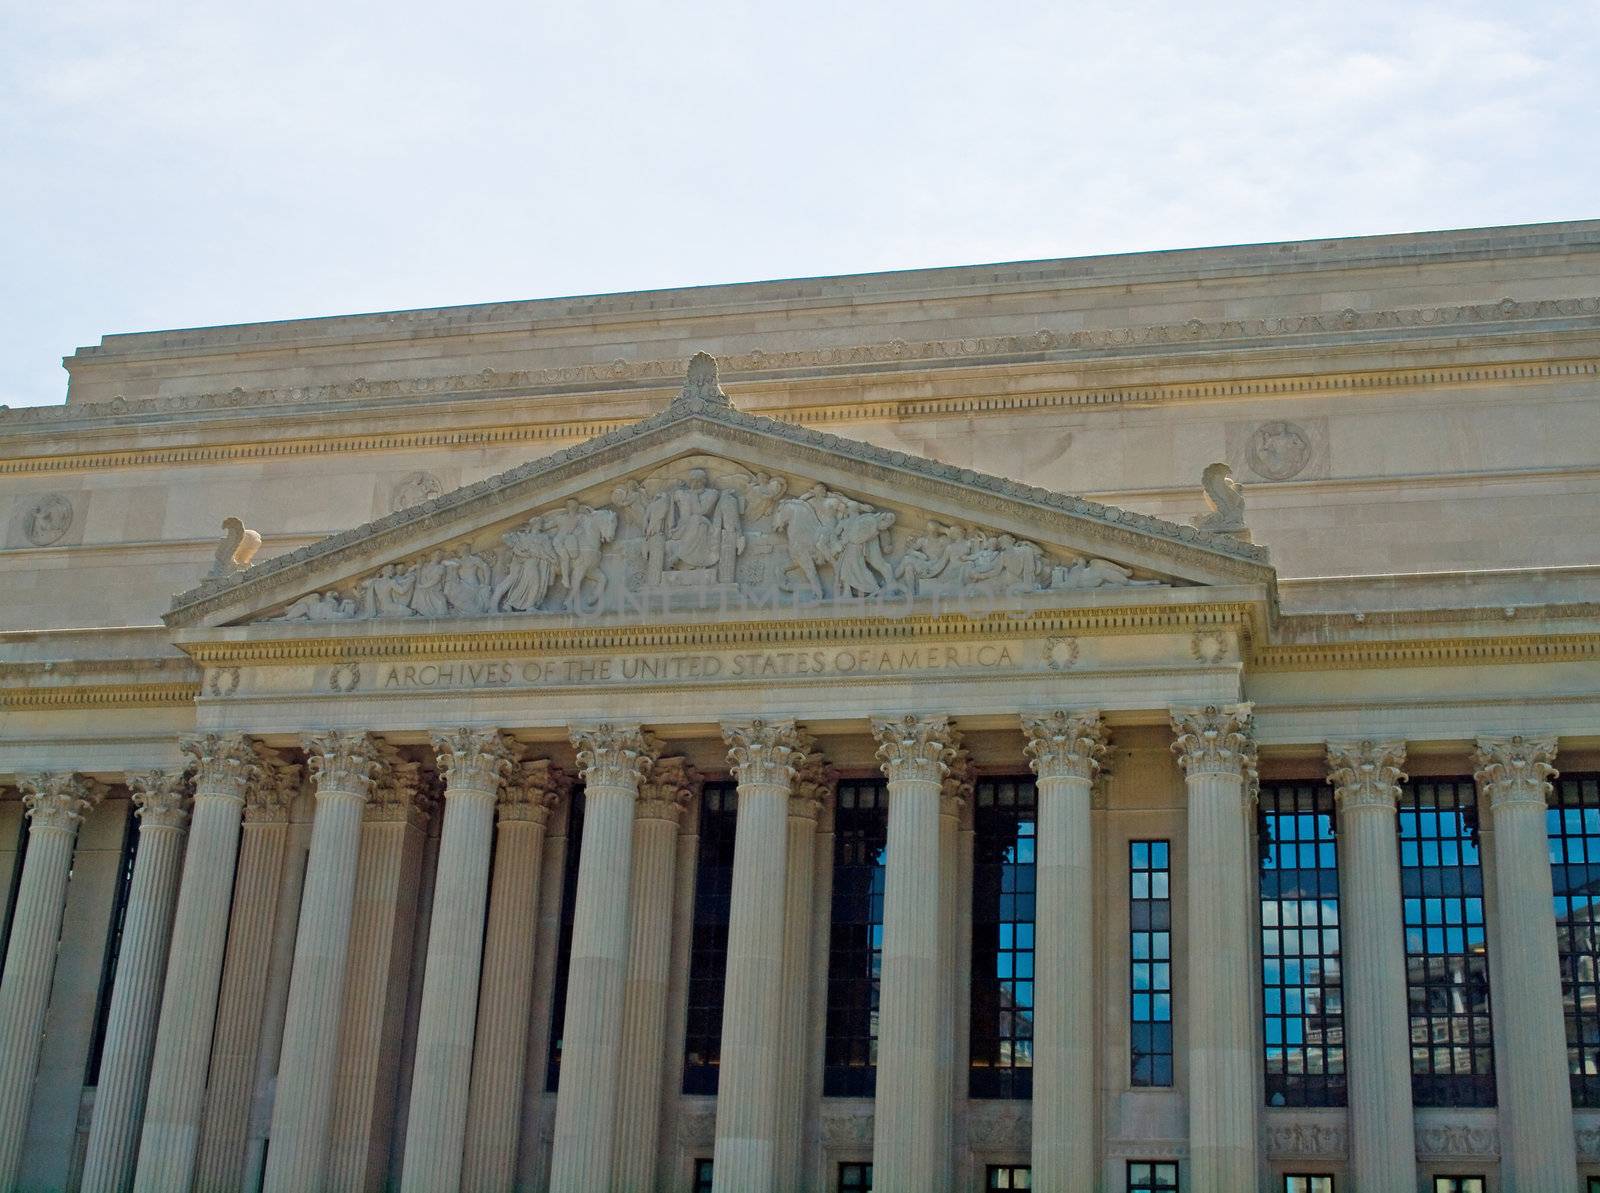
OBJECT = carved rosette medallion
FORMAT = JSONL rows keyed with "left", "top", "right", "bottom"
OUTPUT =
{"left": 18, "top": 773, "right": 107, "bottom": 832}
{"left": 872, "top": 715, "right": 959, "bottom": 786}
{"left": 1473, "top": 734, "right": 1558, "bottom": 812}
{"left": 22, "top": 493, "right": 74, "bottom": 546}
{"left": 1326, "top": 740, "right": 1407, "bottom": 813}
{"left": 181, "top": 733, "right": 265, "bottom": 803}
{"left": 1170, "top": 704, "right": 1258, "bottom": 790}
{"left": 1022, "top": 709, "right": 1109, "bottom": 783}
{"left": 569, "top": 723, "right": 659, "bottom": 792}
{"left": 722, "top": 719, "right": 806, "bottom": 790}
{"left": 498, "top": 759, "right": 571, "bottom": 825}
{"left": 431, "top": 729, "right": 522, "bottom": 796}
{"left": 1247, "top": 421, "right": 1313, "bottom": 481}
{"left": 303, "top": 731, "right": 389, "bottom": 801}
{"left": 638, "top": 756, "right": 701, "bottom": 823}
{"left": 127, "top": 771, "right": 193, "bottom": 831}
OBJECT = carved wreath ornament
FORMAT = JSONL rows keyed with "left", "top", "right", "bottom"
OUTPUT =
{"left": 264, "top": 456, "right": 1168, "bottom": 624}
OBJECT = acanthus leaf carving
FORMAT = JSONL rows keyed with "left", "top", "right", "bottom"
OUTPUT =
{"left": 126, "top": 771, "right": 192, "bottom": 831}
{"left": 569, "top": 723, "right": 659, "bottom": 792}
{"left": 872, "top": 715, "right": 959, "bottom": 786}
{"left": 1170, "top": 703, "right": 1258, "bottom": 790}
{"left": 637, "top": 755, "right": 700, "bottom": 823}
{"left": 430, "top": 729, "right": 522, "bottom": 795}
{"left": 18, "top": 773, "right": 107, "bottom": 832}
{"left": 1022, "top": 709, "right": 1109, "bottom": 783}
{"left": 722, "top": 720, "right": 806, "bottom": 790}
{"left": 1473, "top": 734, "right": 1558, "bottom": 811}
{"left": 498, "top": 759, "right": 571, "bottom": 825}
{"left": 1327, "top": 739, "right": 1407, "bottom": 812}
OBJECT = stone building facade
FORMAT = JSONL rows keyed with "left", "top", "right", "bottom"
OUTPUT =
{"left": 0, "top": 220, "right": 1597, "bottom": 1193}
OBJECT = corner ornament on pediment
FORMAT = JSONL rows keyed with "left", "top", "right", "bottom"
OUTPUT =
{"left": 1473, "top": 734, "right": 1559, "bottom": 812}
{"left": 18, "top": 773, "right": 107, "bottom": 832}
{"left": 569, "top": 723, "right": 660, "bottom": 793}
{"left": 722, "top": 719, "right": 808, "bottom": 790}
{"left": 1170, "top": 704, "right": 1258, "bottom": 789}
{"left": 1326, "top": 740, "right": 1407, "bottom": 813}
{"left": 1022, "top": 709, "right": 1109, "bottom": 784}
{"left": 127, "top": 771, "right": 193, "bottom": 831}
{"left": 430, "top": 729, "right": 523, "bottom": 797}
{"left": 872, "top": 715, "right": 959, "bottom": 787}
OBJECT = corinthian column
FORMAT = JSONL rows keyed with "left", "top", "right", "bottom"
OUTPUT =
{"left": 0, "top": 773, "right": 106, "bottom": 1190}
{"left": 462, "top": 759, "right": 570, "bottom": 1193}
{"left": 192, "top": 763, "right": 300, "bottom": 1193}
{"left": 399, "top": 729, "right": 521, "bottom": 1193}
{"left": 548, "top": 723, "right": 659, "bottom": 1193}
{"left": 264, "top": 733, "right": 390, "bottom": 1193}
{"left": 870, "top": 715, "right": 957, "bottom": 1193}
{"left": 80, "top": 773, "right": 191, "bottom": 1193}
{"left": 775, "top": 756, "right": 832, "bottom": 1187}
{"left": 712, "top": 721, "right": 807, "bottom": 1193}
{"left": 1024, "top": 710, "right": 1109, "bottom": 1193}
{"left": 1474, "top": 735, "right": 1577, "bottom": 1191}
{"left": 1170, "top": 704, "right": 1258, "bottom": 1193}
{"left": 135, "top": 736, "right": 275, "bottom": 1193}
{"left": 613, "top": 756, "right": 699, "bottom": 1193}
{"left": 937, "top": 748, "right": 973, "bottom": 1193}
{"left": 1326, "top": 740, "right": 1415, "bottom": 1193}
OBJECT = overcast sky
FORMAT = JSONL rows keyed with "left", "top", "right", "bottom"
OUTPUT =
{"left": 3, "top": 1, "right": 1596, "bottom": 408}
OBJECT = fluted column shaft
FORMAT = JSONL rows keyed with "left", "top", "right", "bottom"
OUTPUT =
{"left": 264, "top": 734, "right": 388, "bottom": 1193}
{"left": 713, "top": 723, "right": 806, "bottom": 1193}
{"left": 1171, "top": 705, "right": 1258, "bottom": 1193}
{"left": 80, "top": 775, "right": 190, "bottom": 1193}
{"left": 1327, "top": 740, "right": 1416, "bottom": 1193}
{"left": 612, "top": 758, "right": 697, "bottom": 1193}
{"left": 1475, "top": 735, "right": 1577, "bottom": 1191}
{"left": 462, "top": 761, "right": 567, "bottom": 1193}
{"left": 192, "top": 771, "right": 298, "bottom": 1193}
{"left": 400, "top": 729, "right": 519, "bottom": 1193}
{"left": 870, "top": 715, "right": 956, "bottom": 1193}
{"left": 1024, "top": 712, "right": 1108, "bottom": 1193}
{"left": 775, "top": 762, "right": 829, "bottom": 1190}
{"left": 548, "top": 724, "right": 657, "bottom": 1193}
{"left": 0, "top": 774, "right": 104, "bottom": 1190}
{"left": 135, "top": 735, "right": 269, "bottom": 1193}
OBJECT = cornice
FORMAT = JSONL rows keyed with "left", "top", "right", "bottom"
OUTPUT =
{"left": 1250, "top": 632, "right": 1600, "bottom": 672}
{"left": 0, "top": 682, "right": 201, "bottom": 711}
{"left": 10, "top": 294, "right": 1597, "bottom": 443}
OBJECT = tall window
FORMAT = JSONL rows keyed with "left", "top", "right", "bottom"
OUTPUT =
{"left": 692, "top": 1159, "right": 714, "bottom": 1193}
{"left": 986, "top": 1164, "right": 1031, "bottom": 1189}
{"left": 1129, "top": 840, "right": 1173, "bottom": 1087}
{"left": 1432, "top": 1179, "right": 1484, "bottom": 1193}
{"left": 683, "top": 782, "right": 737, "bottom": 1094}
{"left": 1549, "top": 773, "right": 1600, "bottom": 1106}
{"left": 824, "top": 779, "right": 887, "bottom": 1097}
{"left": 970, "top": 777, "right": 1036, "bottom": 1099}
{"left": 1259, "top": 781, "right": 1345, "bottom": 1107}
{"left": 1285, "top": 1178, "right": 1334, "bottom": 1193}
{"left": 546, "top": 788, "right": 585, "bottom": 1090}
{"left": 1128, "top": 1161, "right": 1179, "bottom": 1192}
{"left": 838, "top": 1161, "right": 873, "bottom": 1191}
{"left": 85, "top": 809, "right": 139, "bottom": 1084}
{"left": 1399, "top": 779, "right": 1494, "bottom": 1106}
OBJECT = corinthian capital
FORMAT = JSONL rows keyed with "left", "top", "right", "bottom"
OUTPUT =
{"left": 499, "top": 759, "right": 571, "bottom": 825}
{"left": 181, "top": 732, "right": 263, "bottom": 801}
{"left": 790, "top": 754, "right": 837, "bottom": 822}
{"left": 1170, "top": 704, "right": 1258, "bottom": 785}
{"left": 367, "top": 753, "right": 428, "bottom": 826}
{"left": 1326, "top": 740, "right": 1407, "bottom": 813}
{"left": 1474, "top": 734, "right": 1558, "bottom": 811}
{"left": 722, "top": 719, "right": 807, "bottom": 789}
{"left": 18, "top": 773, "right": 106, "bottom": 832}
{"left": 872, "top": 715, "right": 959, "bottom": 786}
{"left": 942, "top": 747, "right": 975, "bottom": 814}
{"left": 1022, "top": 709, "right": 1109, "bottom": 783}
{"left": 638, "top": 756, "right": 701, "bottom": 823}
{"left": 569, "top": 723, "right": 659, "bottom": 791}
{"left": 127, "top": 771, "right": 192, "bottom": 831}
{"left": 304, "top": 731, "right": 389, "bottom": 799}
{"left": 431, "top": 728, "right": 523, "bottom": 795}
{"left": 245, "top": 755, "right": 301, "bottom": 823}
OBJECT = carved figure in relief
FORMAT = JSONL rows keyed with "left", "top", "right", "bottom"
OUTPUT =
{"left": 443, "top": 549, "right": 493, "bottom": 615}
{"left": 551, "top": 500, "right": 617, "bottom": 611}
{"left": 834, "top": 508, "right": 896, "bottom": 596}
{"left": 493, "top": 519, "right": 559, "bottom": 612}
{"left": 896, "top": 521, "right": 967, "bottom": 591}
{"left": 357, "top": 564, "right": 418, "bottom": 617}
{"left": 1192, "top": 462, "right": 1247, "bottom": 533}
{"left": 23, "top": 493, "right": 74, "bottom": 546}
{"left": 772, "top": 486, "right": 844, "bottom": 598}
{"left": 1049, "top": 557, "right": 1162, "bottom": 589}
{"left": 996, "top": 535, "right": 1046, "bottom": 594}
{"left": 409, "top": 551, "right": 451, "bottom": 617}
{"left": 278, "top": 590, "right": 355, "bottom": 621}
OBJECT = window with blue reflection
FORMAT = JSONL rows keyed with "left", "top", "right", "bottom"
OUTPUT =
{"left": 683, "top": 782, "right": 738, "bottom": 1094}
{"left": 1548, "top": 773, "right": 1600, "bottom": 1107}
{"left": 824, "top": 779, "right": 888, "bottom": 1097}
{"left": 1259, "top": 781, "right": 1345, "bottom": 1107}
{"left": 1130, "top": 840, "right": 1172, "bottom": 1087}
{"left": 1399, "top": 779, "right": 1494, "bottom": 1107}
{"left": 970, "top": 777, "right": 1036, "bottom": 1099}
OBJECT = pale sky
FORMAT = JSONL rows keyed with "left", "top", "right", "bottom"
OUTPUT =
{"left": 3, "top": 1, "right": 1596, "bottom": 408}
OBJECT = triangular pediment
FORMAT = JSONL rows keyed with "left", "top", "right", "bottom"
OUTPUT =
{"left": 165, "top": 356, "right": 1274, "bottom": 630}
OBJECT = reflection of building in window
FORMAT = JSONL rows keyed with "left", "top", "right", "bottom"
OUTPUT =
{"left": 1284, "top": 1176, "right": 1334, "bottom": 1193}
{"left": 683, "top": 782, "right": 737, "bottom": 1094}
{"left": 545, "top": 788, "right": 585, "bottom": 1090}
{"left": 1128, "top": 1160, "right": 1179, "bottom": 1192}
{"left": 1129, "top": 840, "right": 1173, "bottom": 1087}
{"left": 1398, "top": 779, "right": 1494, "bottom": 1107}
{"left": 824, "top": 779, "right": 888, "bottom": 1097}
{"left": 985, "top": 1163, "right": 1031, "bottom": 1188}
{"left": 1259, "top": 781, "right": 1345, "bottom": 1107}
{"left": 970, "top": 777, "right": 1036, "bottom": 1099}
{"left": 1549, "top": 773, "right": 1600, "bottom": 1106}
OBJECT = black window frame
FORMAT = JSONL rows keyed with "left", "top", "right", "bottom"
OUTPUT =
{"left": 1549, "top": 772, "right": 1600, "bottom": 1107}
{"left": 1284, "top": 1176, "right": 1335, "bottom": 1193}
{"left": 823, "top": 779, "right": 888, "bottom": 1097}
{"left": 692, "top": 1158, "right": 714, "bottom": 1193}
{"left": 84, "top": 804, "right": 140, "bottom": 1084}
{"left": 683, "top": 781, "right": 738, "bottom": 1094}
{"left": 545, "top": 786, "right": 586, "bottom": 1091}
{"left": 1127, "top": 1160, "right": 1180, "bottom": 1192}
{"left": 969, "top": 776, "right": 1036, "bottom": 1100}
{"left": 985, "top": 1162, "right": 1032, "bottom": 1189}
{"left": 1431, "top": 1178, "right": 1485, "bottom": 1193}
{"left": 838, "top": 1160, "right": 873, "bottom": 1191}
{"left": 1129, "top": 839, "right": 1173, "bottom": 1087}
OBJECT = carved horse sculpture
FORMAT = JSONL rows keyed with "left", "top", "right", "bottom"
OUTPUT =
{"left": 554, "top": 503, "right": 618, "bottom": 612}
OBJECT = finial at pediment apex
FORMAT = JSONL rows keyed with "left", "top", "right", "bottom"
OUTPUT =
{"left": 673, "top": 351, "right": 731, "bottom": 410}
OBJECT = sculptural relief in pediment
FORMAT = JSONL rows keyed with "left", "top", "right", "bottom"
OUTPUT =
{"left": 262, "top": 454, "right": 1169, "bottom": 624}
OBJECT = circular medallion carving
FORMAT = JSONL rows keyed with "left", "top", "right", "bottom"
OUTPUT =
{"left": 390, "top": 471, "right": 443, "bottom": 512}
{"left": 1045, "top": 636, "right": 1080, "bottom": 671}
{"left": 1246, "top": 421, "right": 1313, "bottom": 480}
{"left": 22, "top": 493, "right": 74, "bottom": 546}
{"left": 329, "top": 662, "right": 361, "bottom": 692}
